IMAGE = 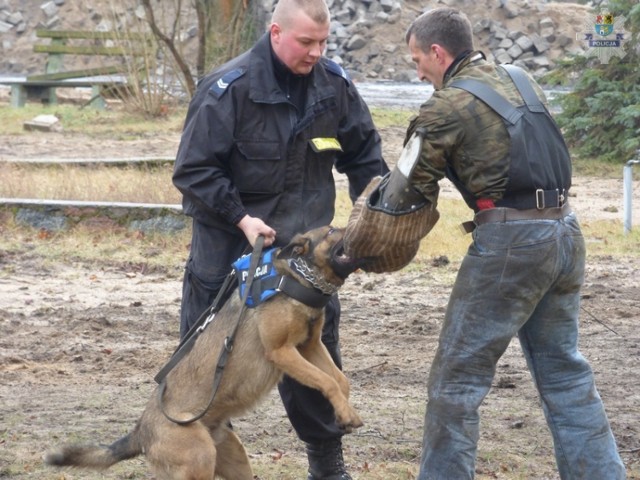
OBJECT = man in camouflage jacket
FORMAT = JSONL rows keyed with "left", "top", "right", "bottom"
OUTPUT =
{"left": 403, "top": 7, "right": 626, "bottom": 480}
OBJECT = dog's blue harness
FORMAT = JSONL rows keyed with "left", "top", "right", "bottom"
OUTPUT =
{"left": 232, "top": 248, "right": 334, "bottom": 309}
{"left": 232, "top": 248, "right": 279, "bottom": 307}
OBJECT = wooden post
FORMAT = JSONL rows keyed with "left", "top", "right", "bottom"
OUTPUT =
{"left": 10, "top": 84, "right": 27, "bottom": 107}
{"left": 43, "top": 37, "right": 66, "bottom": 105}
{"left": 89, "top": 85, "right": 107, "bottom": 110}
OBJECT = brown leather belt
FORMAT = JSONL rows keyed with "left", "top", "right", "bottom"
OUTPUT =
{"left": 461, "top": 203, "right": 572, "bottom": 234}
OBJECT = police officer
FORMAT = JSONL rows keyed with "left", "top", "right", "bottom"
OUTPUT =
{"left": 401, "top": 7, "right": 626, "bottom": 480}
{"left": 172, "top": 0, "right": 388, "bottom": 477}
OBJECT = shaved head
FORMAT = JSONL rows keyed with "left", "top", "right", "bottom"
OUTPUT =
{"left": 271, "top": 0, "right": 330, "bottom": 29}
{"left": 269, "top": 0, "right": 330, "bottom": 75}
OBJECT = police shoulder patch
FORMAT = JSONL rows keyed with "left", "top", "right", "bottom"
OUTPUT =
{"left": 322, "top": 58, "right": 350, "bottom": 83}
{"left": 208, "top": 68, "right": 246, "bottom": 99}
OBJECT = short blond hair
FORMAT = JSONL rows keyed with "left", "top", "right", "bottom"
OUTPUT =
{"left": 271, "top": 0, "right": 330, "bottom": 28}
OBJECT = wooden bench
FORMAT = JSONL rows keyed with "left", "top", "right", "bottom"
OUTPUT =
{"left": 2, "top": 29, "right": 151, "bottom": 109}
{"left": 2, "top": 75, "right": 128, "bottom": 109}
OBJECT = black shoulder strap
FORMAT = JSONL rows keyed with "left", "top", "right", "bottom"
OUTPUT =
{"left": 449, "top": 65, "right": 549, "bottom": 123}
{"left": 449, "top": 78, "right": 523, "bottom": 125}
{"left": 501, "top": 64, "right": 546, "bottom": 113}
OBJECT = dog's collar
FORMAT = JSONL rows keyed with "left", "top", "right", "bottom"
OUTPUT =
{"left": 288, "top": 258, "right": 339, "bottom": 296}
{"left": 277, "top": 275, "right": 333, "bottom": 308}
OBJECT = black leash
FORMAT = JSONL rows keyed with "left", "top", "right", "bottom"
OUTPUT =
{"left": 157, "top": 235, "right": 265, "bottom": 425}
{"left": 154, "top": 271, "right": 237, "bottom": 385}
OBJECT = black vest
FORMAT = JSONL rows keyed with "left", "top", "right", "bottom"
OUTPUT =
{"left": 449, "top": 64, "right": 571, "bottom": 211}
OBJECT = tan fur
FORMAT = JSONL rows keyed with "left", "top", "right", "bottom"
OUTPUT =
{"left": 45, "top": 226, "right": 363, "bottom": 480}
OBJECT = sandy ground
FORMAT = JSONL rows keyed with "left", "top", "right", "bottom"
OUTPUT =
{"left": 1, "top": 124, "right": 639, "bottom": 479}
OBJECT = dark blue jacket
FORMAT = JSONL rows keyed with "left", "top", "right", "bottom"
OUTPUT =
{"left": 173, "top": 33, "right": 388, "bottom": 245}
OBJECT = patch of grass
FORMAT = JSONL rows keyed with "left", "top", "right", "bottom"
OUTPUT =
{"left": 572, "top": 155, "right": 624, "bottom": 178}
{"left": 0, "top": 103, "right": 185, "bottom": 137}
{"left": 414, "top": 198, "right": 469, "bottom": 267}
{"left": 1, "top": 187, "right": 638, "bottom": 279}
{"left": 334, "top": 189, "right": 354, "bottom": 228}
{"left": 0, "top": 103, "right": 409, "bottom": 138}
{"left": 0, "top": 218, "right": 190, "bottom": 275}
{"left": 0, "top": 162, "right": 179, "bottom": 203}
{"left": 1, "top": 103, "right": 638, "bottom": 271}
{"left": 580, "top": 219, "right": 640, "bottom": 256}
{"left": 415, "top": 197, "right": 640, "bottom": 261}
{"left": 370, "top": 106, "right": 414, "bottom": 129}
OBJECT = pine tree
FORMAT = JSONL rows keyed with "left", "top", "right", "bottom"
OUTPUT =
{"left": 550, "top": 0, "right": 640, "bottom": 163}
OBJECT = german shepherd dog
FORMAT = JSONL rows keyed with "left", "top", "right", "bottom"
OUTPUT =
{"left": 45, "top": 226, "right": 365, "bottom": 479}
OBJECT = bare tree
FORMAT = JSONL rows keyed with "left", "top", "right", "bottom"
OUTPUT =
{"left": 135, "top": 0, "right": 253, "bottom": 99}
{"left": 140, "top": 0, "right": 197, "bottom": 97}
{"left": 195, "top": 0, "right": 210, "bottom": 80}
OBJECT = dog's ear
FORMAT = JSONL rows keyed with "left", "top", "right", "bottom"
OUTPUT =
{"left": 277, "top": 234, "right": 311, "bottom": 259}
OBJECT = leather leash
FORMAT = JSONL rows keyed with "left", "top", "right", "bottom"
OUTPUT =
{"left": 157, "top": 235, "right": 265, "bottom": 425}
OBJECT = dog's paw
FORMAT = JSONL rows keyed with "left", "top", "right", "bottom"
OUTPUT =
{"left": 337, "top": 406, "right": 363, "bottom": 433}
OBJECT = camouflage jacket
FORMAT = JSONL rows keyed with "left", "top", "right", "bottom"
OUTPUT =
{"left": 405, "top": 51, "right": 549, "bottom": 209}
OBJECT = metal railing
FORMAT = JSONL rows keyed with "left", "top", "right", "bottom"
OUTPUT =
{"left": 623, "top": 150, "right": 640, "bottom": 234}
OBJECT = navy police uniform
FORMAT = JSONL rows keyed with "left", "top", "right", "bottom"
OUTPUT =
{"left": 172, "top": 32, "right": 388, "bottom": 443}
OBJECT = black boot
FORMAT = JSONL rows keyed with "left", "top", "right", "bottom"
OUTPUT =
{"left": 306, "top": 438, "right": 352, "bottom": 480}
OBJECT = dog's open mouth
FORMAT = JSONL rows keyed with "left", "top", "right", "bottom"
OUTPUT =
{"left": 329, "top": 240, "right": 373, "bottom": 279}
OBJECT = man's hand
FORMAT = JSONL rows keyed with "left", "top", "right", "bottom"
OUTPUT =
{"left": 236, "top": 215, "right": 277, "bottom": 247}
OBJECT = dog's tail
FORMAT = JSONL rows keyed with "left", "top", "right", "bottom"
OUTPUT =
{"left": 45, "top": 432, "right": 141, "bottom": 470}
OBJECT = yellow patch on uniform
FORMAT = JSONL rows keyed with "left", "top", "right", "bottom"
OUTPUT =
{"left": 310, "top": 138, "right": 343, "bottom": 152}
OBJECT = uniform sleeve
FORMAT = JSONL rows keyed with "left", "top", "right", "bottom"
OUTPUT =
{"left": 334, "top": 82, "right": 390, "bottom": 202}
{"left": 172, "top": 85, "right": 247, "bottom": 226}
